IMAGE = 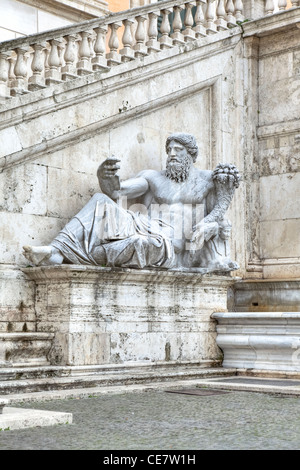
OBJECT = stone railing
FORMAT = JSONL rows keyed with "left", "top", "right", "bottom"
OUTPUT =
{"left": 0, "top": 0, "right": 298, "bottom": 100}
{"left": 0, "top": 0, "right": 245, "bottom": 100}
{"left": 267, "top": 0, "right": 299, "bottom": 13}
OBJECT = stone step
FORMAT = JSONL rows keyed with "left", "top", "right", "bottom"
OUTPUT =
{"left": 0, "top": 365, "right": 236, "bottom": 395}
{"left": 0, "top": 360, "right": 220, "bottom": 381}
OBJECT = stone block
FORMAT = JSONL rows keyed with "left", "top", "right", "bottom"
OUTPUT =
{"left": 260, "top": 219, "right": 300, "bottom": 259}
{"left": 23, "top": 266, "right": 234, "bottom": 367}
{"left": 259, "top": 173, "right": 300, "bottom": 221}
{"left": 232, "top": 279, "right": 300, "bottom": 312}
{"left": 0, "top": 407, "right": 72, "bottom": 431}
{"left": 0, "top": 212, "right": 69, "bottom": 265}
{"left": 0, "top": 127, "right": 22, "bottom": 159}
{"left": 0, "top": 163, "right": 47, "bottom": 215}
{"left": 0, "top": 332, "right": 54, "bottom": 367}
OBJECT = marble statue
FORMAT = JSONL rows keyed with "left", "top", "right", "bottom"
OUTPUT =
{"left": 23, "top": 133, "right": 240, "bottom": 272}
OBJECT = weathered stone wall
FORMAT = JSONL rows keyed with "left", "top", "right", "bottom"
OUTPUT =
{"left": 1, "top": 9, "right": 300, "bottom": 330}
{"left": 256, "top": 21, "right": 300, "bottom": 279}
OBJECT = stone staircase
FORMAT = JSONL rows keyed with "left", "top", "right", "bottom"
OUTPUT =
{"left": 0, "top": 362, "right": 236, "bottom": 396}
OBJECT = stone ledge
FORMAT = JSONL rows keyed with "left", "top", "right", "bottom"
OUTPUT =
{"left": 243, "top": 8, "right": 300, "bottom": 38}
{"left": 22, "top": 264, "right": 237, "bottom": 285}
{"left": 0, "top": 407, "right": 72, "bottom": 431}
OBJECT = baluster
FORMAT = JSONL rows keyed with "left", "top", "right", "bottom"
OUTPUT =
{"left": 278, "top": 0, "right": 287, "bottom": 9}
{"left": 146, "top": 12, "right": 161, "bottom": 53}
{"left": 216, "top": 0, "right": 228, "bottom": 30}
{"left": 106, "top": 22, "right": 122, "bottom": 66}
{"left": 159, "top": 8, "right": 173, "bottom": 49}
{"left": 92, "top": 25, "right": 110, "bottom": 72}
{"left": 89, "top": 32, "right": 95, "bottom": 60}
{"left": 206, "top": 0, "right": 217, "bottom": 34}
{"left": 183, "top": 2, "right": 196, "bottom": 41}
{"left": 291, "top": 1, "right": 299, "bottom": 7}
{"left": 234, "top": 0, "right": 244, "bottom": 21}
{"left": 226, "top": 0, "right": 236, "bottom": 27}
{"left": 120, "top": 19, "right": 135, "bottom": 62}
{"left": 194, "top": 0, "right": 207, "bottom": 38}
{"left": 10, "top": 46, "right": 29, "bottom": 95}
{"left": 8, "top": 56, "right": 16, "bottom": 87}
{"left": 45, "top": 38, "right": 63, "bottom": 85}
{"left": 265, "top": 0, "right": 275, "bottom": 14}
{"left": 171, "top": 5, "right": 185, "bottom": 45}
{"left": 0, "top": 51, "right": 12, "bottom": 99}
{"left": 28, "top": 42, "right": 46, "bottom": 90}
{"left": 61, "top": 34, "right": 78, "bottom": 80}
{"left": 44, "top": 47, "right": 50, "bottom": 74}
{"left": 77, "top": 31, "right": 93, "bottom": 75}
{"left": 134, "top": 15, "right": 148, "bottom": 58}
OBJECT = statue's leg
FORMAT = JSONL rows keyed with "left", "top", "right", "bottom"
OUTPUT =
{"left": 22, "top": 193, "right": 115, "bottom": 266}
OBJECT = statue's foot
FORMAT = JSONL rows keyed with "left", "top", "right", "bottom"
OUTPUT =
{"left": 23, "top": 245, "right": 64, "bottom": 266}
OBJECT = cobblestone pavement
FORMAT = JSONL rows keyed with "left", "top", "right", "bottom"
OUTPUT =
{"left": 0, "top": 389, "right": 299, "bottom": 450}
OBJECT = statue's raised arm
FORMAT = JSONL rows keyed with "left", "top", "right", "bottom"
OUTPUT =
{"left": 205, "top": 163, "right": 241, "bottom": 224}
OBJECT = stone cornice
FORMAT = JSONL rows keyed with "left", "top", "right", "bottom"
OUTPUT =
{"left": 242, "top": 7, "right": 300, "bottom": 38}
{"left": 22, "top": 265, "right": 238, "bottom": 286}
{"left": 17, "top": 0, "right": 109, "bottom": 22}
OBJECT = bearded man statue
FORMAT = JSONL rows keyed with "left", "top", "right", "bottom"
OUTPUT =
{"left": 23, "top": 133, "right": 240, "bottom": 272}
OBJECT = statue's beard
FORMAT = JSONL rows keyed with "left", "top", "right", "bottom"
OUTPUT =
{"left": 165, "top": 155, "right": 193, "bottom": 182}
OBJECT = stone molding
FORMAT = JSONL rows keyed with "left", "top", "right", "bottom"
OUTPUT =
{"left": 22, "top": 264, "right": 237, "bottom": 286}
{"left": 17, "top": 0, "right": 109, "bottom": 21}
{"left": 213, "top": 312, "right": 300, "bottom": 372}
{"left": 242, "top": 7, "right": 300, "bottom": 37}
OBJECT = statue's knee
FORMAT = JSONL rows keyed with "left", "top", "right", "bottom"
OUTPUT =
{"left": 92, "top": 193, "right": 112, "bottom": 204}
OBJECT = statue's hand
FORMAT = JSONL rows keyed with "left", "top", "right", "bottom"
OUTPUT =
{"left": 98, "top": 156, "right": 121, "bottom": 197}
{"left": 189, "top": 221, "right": 218, "bottom": 250}
{"left": 213, "top": 163, "right": 241, "bottom": 190}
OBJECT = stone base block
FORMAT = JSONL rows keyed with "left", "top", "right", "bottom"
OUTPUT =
{"left": 0, "top": 333, "right": 54, "bottom": 367}
{"left": 213, "top": 312, "right": 300, "bottom": 372}
{"left": 232, "top": 279, "right": 300, "bottom": 312}
{"left": 23, "top": 266, "right": 234, "bottom": 367}
{"left": 0, "top": 407, "right": 72, "bottom": 431}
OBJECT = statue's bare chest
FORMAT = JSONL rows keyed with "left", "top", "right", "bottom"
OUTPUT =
{"left": 147, "top": 174, "right": 212, "bottom": 205}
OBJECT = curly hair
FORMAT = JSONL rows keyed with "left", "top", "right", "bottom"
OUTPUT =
{"left": 165, "top": 133, "right": 199, "bottom": 162}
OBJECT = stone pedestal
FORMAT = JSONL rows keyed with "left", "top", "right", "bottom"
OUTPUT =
{"left": 23, "top": 266, "right": 235, "bottom": 367}
{"left": 213, "top": 312, "right": 300, "bottom": 372}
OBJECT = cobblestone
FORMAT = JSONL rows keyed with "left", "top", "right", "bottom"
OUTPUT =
{"left": 0, "top": 389, "right": 299, "bottom": 450}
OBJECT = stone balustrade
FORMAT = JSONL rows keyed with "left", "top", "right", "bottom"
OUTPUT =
{"left": 0, "top": 0, "right": 243, "bottom": 99}
{"left": 0, "top": 0, "right": 298, "bottom": 100}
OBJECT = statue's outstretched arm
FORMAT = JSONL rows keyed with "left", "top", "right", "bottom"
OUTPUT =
{"left": 97, "top": 156, "right": 149, "bottom": 200}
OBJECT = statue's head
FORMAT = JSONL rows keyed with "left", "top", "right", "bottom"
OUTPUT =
{"left": 165, "top": 133, "right": 199, "bottom": 182}
{"left": 219, "top": 219, "right": 232, "bottom": 240}
{"left": 165, "top": 133, "right": 198, "bottom": 162}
